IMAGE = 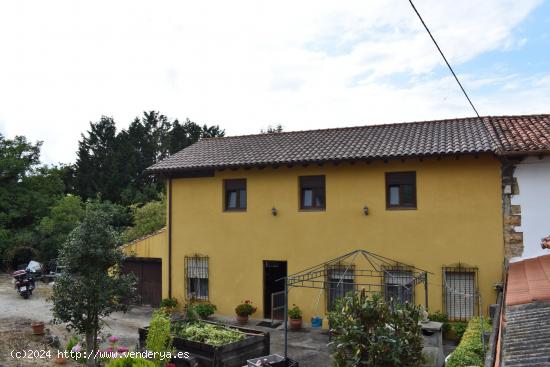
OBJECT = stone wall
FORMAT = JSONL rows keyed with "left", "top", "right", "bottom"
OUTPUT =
{"left": 502, "top": 160, "right": 523, "bottom": 260}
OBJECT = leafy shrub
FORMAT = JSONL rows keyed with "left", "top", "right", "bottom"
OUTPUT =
{"left": 173, "top": 321, "right": 245, "bottom": 346}
{"left": 235, "top": 300, "right": 257, "bottom": 316}
{"left": 192, "top": 302, "right": 217, "bottom": 319}
{"left": 429, "top": 311, "right": 450, "bottom": 333}
{"left": 288, "top": 305, "right": 302, "bottom": 320}
{"left": 145, "top": 310, "right": 173, "bottom": 367}
{"left": 328, "top": 291, "right": 424, "bottom": 367}
{"left": 446, "top": 317, "right": 491, "bottom": 367}
{"left": 452, "top": 321, "right": 468, "bottom": 340}
{"left": 65, "top": 336, "right": 80, "bottom": 352}
{"left": 106, "top": 356, "right": 156, "bottom": 367}
{"left": 159, "top": 297, "right": 178, "bottom": 309}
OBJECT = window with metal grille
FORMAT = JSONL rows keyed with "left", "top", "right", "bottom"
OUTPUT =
{"left": 185, "top": 256, "right": 209, "bottom": 301}
{"left": 224, "top": 179, "right": 246, "bottom": 211}
{"left": 326, "top": 265, "right": 355, "bottom": 311}
{"left": 300, "top": 175, "right": 326, "bottom": 210}
{"left": 443, "top": 267, "right": 477, "bottom": 321}
{"left": 384, "top": 269, "right": 414, "bottom": 304}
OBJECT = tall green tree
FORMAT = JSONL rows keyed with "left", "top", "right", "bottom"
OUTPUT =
{"left": 51, "top": 207, "right": 137, "bottom": 367}
{"left": 122, "top": 195, "right": 166, "bottom": 243}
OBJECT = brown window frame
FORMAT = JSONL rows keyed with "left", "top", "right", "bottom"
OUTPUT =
{"left": 299, "top": 175, "right": 326, "bottom": 211}
{"left": 223, "top": 179, "right": 247, "bottom": 211}
{"left": 385, "top": 172, "right": 417, "bottom": 209}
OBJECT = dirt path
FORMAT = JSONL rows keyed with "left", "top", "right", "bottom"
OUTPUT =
{"left": 0, "top": 273, "right": 153, "bottom": 366}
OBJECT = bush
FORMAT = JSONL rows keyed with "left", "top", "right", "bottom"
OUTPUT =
{"left": 452, "top": 321, "right": 468, "bottom": 340}
{"left": 145, "top": 310, "right": 173, "bottom": 367}
{"left": 328, "top": 291, "right": 424, "bottom": 367}
{"left": 429, "top": 311, "right": 450, "bottom": 333}
{"left": 192, "top": 302, "right": 217, "bottom": 319}
{"left": 446, "top": 317, "right": 491, "bottom": 367}
{"left": 106, "top": 356, "right": 156, "bottom": 367}
{"left": 159, "top": 297, "right": 178, "bottom": 309}
{"left": 235, "top": 300, "right": 256, "bottom": 317}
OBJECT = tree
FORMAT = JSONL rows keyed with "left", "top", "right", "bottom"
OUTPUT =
{"left": 328, "top": 291, "right": 424, "bottom": 367}
{"left": 122, "top": 195, "right": 166, "bottom": 243}
{"left": 51, "top": 207, "right": 137, "bottom": 367}
{"left": 261, "top": 124, "right": 284, "bottom": 133}
{"left": 36, "top": 195, "right": 85, "bottom": 265}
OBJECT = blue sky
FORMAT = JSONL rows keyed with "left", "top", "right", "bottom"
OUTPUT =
{"left": 0, "top": 0, "right": 548, "bottom": 164}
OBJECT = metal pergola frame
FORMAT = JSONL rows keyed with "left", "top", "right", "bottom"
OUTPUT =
{"left": 281, "top": 249, "right": 433, "bottom": 358}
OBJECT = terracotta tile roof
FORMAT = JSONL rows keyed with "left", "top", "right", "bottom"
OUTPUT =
{"left": 147, "top": 117, "right": 495, "bottom": 173}
{"left": 147, "top": 114, "right": 550, "bottom": 173}
{"left": 506, "top": 254, "right": 550, "bottom": 306}
{"left": 487, "top": 114, "right": 550, "bottom": 154}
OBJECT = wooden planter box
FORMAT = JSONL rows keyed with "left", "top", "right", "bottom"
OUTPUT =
{"left": 139, "top": 321, "right": 270, "bottom": 367}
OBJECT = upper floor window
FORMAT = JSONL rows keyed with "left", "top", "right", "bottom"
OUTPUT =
{"left": 299, "top": 175, "right": 325, "bottom": 210}
{"left": 385, "top": 172, "right": 416, "bottom": 209}
{"left": 224, "top": 179, "right": 246, "bottom": 211}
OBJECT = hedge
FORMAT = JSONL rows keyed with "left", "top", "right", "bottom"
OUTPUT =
{"left": 446, "top": 317, "right": 491, "bottom": 367}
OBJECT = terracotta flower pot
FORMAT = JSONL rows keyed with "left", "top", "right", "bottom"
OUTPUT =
{"left": 289, "top": 317, "right": 302, "bottom": 331}
{"left": 236, "top": 314, "right": 249, "bottom": 325}
{"left": 31, "top": 322, "right": 45, "bottom": 335}
{"left": 53, "top": 357, "right": 67, "bottom": 365}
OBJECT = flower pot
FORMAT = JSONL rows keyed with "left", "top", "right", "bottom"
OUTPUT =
{"left": 289, "top": 318, "right": 302, "bottom": 331}
{"left": 53, "top": 357, "right": 67, "bottom": 365}
{"left": 31, "top": 322, "right": 45, "bottom": 335}
{"left": 236, "top": 314, "right": 249, "bottom": 325}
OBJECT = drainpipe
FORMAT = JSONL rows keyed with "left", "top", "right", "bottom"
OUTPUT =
{"left": 168, "top": 177, "right": 172, "bottom": 299}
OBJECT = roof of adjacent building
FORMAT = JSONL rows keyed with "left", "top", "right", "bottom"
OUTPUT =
{"left": 506, "top": 254, "right": 550, "bottom": 306}
{"left": 502, "top": 255, "right": 550, "bottom": 366}
{"left": 147, "top": 114, "right": 550, "bottom": 173}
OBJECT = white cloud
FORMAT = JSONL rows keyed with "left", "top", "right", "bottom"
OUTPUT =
{"left": 0, "top": 0, "right": 545, "bottom": 163}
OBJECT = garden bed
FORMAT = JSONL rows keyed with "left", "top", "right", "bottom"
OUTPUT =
{"left": 139, "top": 320, "right": 270, "bottom": 367}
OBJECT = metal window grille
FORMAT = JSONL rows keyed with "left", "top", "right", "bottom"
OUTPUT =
{"left": 443, "top": 266, "right": 478, "bottom": 321}
{"left": 185, "top": 255, "right": 209, "bottom": 301}
{"left": 383, "top": 267, "right": 415, "bottom": 304}
{"left": 325, "top": 263, "right": 355, "bottom": 312}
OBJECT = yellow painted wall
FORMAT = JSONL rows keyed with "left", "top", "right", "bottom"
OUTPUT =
{"left": 123, "top": 229, "right": 169, "bottom": 299}
{"left": 165, "top": 155, "right": 504, "bottom": 322}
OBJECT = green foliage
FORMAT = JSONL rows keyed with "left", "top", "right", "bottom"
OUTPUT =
{"left": 106, "top": 356, "right": 156, "bottom": 367}
{"left": 122, "top": 196, "right": 166, "bottom": 243}
{"left": 65, "top": 336, "right": 80, "bottom": 352}
{"left": 261, "top": 124, "right": 284, "bottom": 133}
{"left": 452, "top": 322, "right": 468, "bottom": 340}
{"left": 446, "top": 317, "right": 491, "bottom": 367}
{"left": 159, "top": 297, "right": 178, "bottom": 309}
{"left": 429, "top": 311, "right": 451, "bottom": 334}
{"left": 51, "top": 207, "right": 137, "bottom": 366}
{"left": 192, "top": 302, "right": 217, "bottom": 319}
{"left": 173, "top": 321, "right": 245, "bottom": 346}
{"left": 145, "top": 310, "right": 173, "bottom": 367}
{"left": 328, "top": 291, "right": 424, "bottom": 367}
{"left": 235, "top": 301, "right": 257, "bottom": 316}
{"left": 288, "top": 305, "right": 302, "bottom": 320}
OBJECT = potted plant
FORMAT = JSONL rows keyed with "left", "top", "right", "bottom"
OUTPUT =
{"left": 31, "top": 321, "right": 45, "bottom": 335}
{"left": 235, "top": 300, "right": 256, "bottom": 324}
{"left": 288, "top": 305, "right": 303, "bottom": 331}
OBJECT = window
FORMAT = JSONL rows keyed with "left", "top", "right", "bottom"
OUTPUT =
{"left": 300, "top": 175, "right": 325, "bottom": 210}
{"left": 326, "top": 265, "right": 355, "bottom": 311}
{"left": 384, "top": 269, "right": 414, "bottom": 304}
{"left": 385, "top": 172, "right": 416, "bottom": 209}
{"left": 443, "top": 267, "right": 477, "bottom": 320}
{"left": 224, "top": 179, "right": 246, "bottom": 211}
{"left": 185, "top": 256, "right": 209, "bottom": 301}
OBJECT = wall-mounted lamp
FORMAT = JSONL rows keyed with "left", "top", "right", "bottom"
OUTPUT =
{"left": 272, "top": 207, "right": 278, "bottom": 216}
{"left": 363, "top": 205, "right": 369, "bottom": 216}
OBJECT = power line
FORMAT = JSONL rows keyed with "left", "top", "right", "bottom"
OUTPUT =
{"left": 406, "top": 0, "right": 481, "bottom": 119}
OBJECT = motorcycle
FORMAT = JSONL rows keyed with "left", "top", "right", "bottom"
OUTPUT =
{"left": 12, "top": 269, "right": 35, "bottom": 299}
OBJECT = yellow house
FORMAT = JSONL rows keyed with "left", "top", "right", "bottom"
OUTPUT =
{"left": 127, "top": 117, "right": 506, "bottom": 323}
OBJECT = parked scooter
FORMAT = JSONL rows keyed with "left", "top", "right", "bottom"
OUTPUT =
{"left": 12, "top": 269, "right": 35, "bottom": 299}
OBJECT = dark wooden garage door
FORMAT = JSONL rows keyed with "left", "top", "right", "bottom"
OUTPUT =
{"left": 123, "top": 258, "right": 162, "bottom": 307}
